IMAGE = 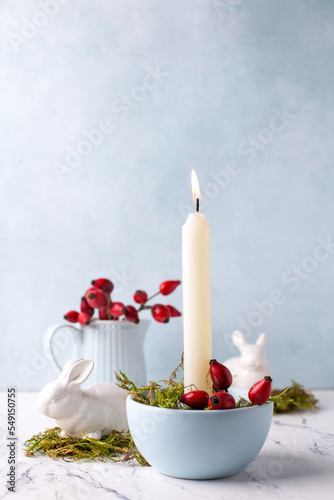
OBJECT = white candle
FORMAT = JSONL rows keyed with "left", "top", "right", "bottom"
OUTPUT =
{"left": 182, "top": 170, "right": 212, "bottom": 393}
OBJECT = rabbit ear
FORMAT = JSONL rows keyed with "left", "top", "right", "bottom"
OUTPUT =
{"left": 61, "top": 359, "right": 94, "bottom": 387}
{"left": 256, "top": 332, "right": 266, "bottom": 347}
{"left": 232, "top": 330, "right": 248, "bottom": 348}
{"left": 59, "top": 358, "right": 84, "bottom": 381}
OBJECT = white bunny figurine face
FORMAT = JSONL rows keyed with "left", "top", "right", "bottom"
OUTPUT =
{"left": 36, "top": 358, "right": 129, "bottom": 440}
{"left": 36, "top": 358, "right": 92, "bottom": 419}
{"left": 237, "top": 333, "right": 266, "bottom": 370}
{"left": 223, "top": 331, "right": 272, "bottom": 389}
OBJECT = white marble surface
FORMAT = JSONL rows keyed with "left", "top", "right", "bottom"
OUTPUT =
{"left": 0, "top": 391, "right": 333, "bottom": 500}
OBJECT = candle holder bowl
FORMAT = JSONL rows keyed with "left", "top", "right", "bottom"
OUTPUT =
{"left": 126, "top": 387, "right": 273, "bottom": 480}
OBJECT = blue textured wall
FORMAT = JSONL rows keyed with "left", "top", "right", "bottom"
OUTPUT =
{"left": 1, "top": 0, "right": 333, "bottom": 390}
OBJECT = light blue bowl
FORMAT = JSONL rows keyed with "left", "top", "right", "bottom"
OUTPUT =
{"left": 126, "top": 388, "right": 273, "bottom": 479}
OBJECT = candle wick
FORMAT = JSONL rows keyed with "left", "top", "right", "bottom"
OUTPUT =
{"left": 196, "top": 198, "right": 199, "bottom": 213}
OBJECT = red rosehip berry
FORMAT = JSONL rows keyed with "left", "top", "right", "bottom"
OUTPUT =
{"left": 99, "top": 307, "right": 109, "bottom": 320}
{"left": 110, "top": 302, "right": 125, "bottom": 317}
{"left": 166, "top": 305, "right": 181, "bottom": 317}
{"left": 64, "top": 310, "right": 79, "bottom": 323}
{"left": 123, "top": 305, "right": 139, "bottom": 324}
{"left": 84, "top": 286, "right": 97, "bottom": 298}
{"left": 209, "top": 392, "right": 235, "bottom": 410}
{"left": 209, "top": 359, "right": 232, "bottom": 391}
{"left": 248, "top": 376, "right": 273, "bottom": 405}
{"left": 91, "top": 278, "right": 114, "bottom": 294}
{"left": 133, "top": 290, "right": 148, "bottom": 304}
{"left": 77, "top": 312, "right": 92, "bottom": 326}
{"left": 159, "top": 280, "right": 181, "bottom": 296}
{"left": 85, "top": 287, "right": 108, "bottom": 310}
{"left": 151, "top": 304, "right": 170, "bottom": 323}
{"left": 179, "top": 390, "right": 209, "bottom": 409}
{"left": 80, "top": 296, "right": 94, "bottom": 317}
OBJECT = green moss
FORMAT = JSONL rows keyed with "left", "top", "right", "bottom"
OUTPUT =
{"left": 235, "top": 397, "right": 253, "bottom": 408}
{"left": 271, "top": 381, "right": 318, "bottom": 414}
{"left": 25, "top": 427, "right": 148, "bottom": 465}
{"left": 115, "top": 354, "right": 185, "bottom": 409}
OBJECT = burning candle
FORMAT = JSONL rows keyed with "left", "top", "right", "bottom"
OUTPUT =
{"left": 182, "top": 170, "right": 212, "bottom": 392}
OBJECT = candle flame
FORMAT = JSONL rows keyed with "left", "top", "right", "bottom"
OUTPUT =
{"left": 191, "top": 169, "right": 201, "bottom": 202}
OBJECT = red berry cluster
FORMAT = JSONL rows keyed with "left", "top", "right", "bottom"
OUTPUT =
{"left": 179, "top": 360, "right": 273, "bottom": 410}
{"left": 64, "top": 278, "right": 181, "bottom": 326}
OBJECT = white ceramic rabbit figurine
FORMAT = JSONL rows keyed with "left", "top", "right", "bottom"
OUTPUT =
{"left": 223, "top": 331, "right": 271, "bottom": 389}
{"left": 36, "top": 358, "right": 128, "bottom": 439}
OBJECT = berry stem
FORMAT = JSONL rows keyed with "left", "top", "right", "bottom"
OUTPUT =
{"left": 107, "top": 296, "right": 112, "bottom": 320}
{"left": 146, "top": 290, "right": 161, "bottom": 302}
{"left": 137, "top": 291, "right": 161, "bottom": 312}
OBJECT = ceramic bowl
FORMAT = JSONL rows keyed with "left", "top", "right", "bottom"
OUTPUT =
{"left": 126, "top": 387, "right": 273, "bottom": 479}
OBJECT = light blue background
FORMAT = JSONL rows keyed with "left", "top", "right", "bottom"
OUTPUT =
{"left": 1, "top": 0, "right": 333, "bottom": 390}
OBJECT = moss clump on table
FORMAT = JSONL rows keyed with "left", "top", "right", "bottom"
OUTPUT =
{"left": 25, "top": 427, "right": 148, "bottom": 465}
{"left": 271, "top": 380, "right": 318, "bottom": 414}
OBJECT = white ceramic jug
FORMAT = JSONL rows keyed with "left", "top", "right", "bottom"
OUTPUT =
{"left": 44, "top": 319, "right": 149, "bottom": 387}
